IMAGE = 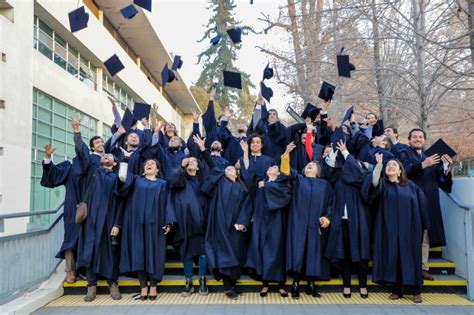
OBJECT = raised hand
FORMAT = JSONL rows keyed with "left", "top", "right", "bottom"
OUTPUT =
{"left": 321, "top": 100, "right": 330, "bottom": 112}
{"left": 336, "top": 140, "right": 347, "bottom": 152}
{"left": 209, "top": 87, "right": 216, "bottom": 101}
{"left": 107, "top": 96, "right": 116, "bottom": 107}
{"left": 154, "top": 120, "right": 163, "bottom": 134}
{"left": 285, "top": 142, "right": 296, "bottom": 155}
{"left": 192, "top": 134, "right": 206, "bottom": 151}
{"left": 375, "top": 152, "right": 383, "bottom": 165}
{"left": 224, "top": 106, "right": 231, "bottom": 118}
{"left": 192, "top": 110, "right": 200, "bottom": 123}
{"left": 239, "top": 140, "right": 248, "bottom": 155}
{"left": 141, "top": 117, "right": 149, "bottom": 129}
{"left": 181, "top": 158, "right": 190, "bottom": 168}
{"left": 71, "top": 118, "right": 81, "bottom": 132}
{"left": 44, "top": 144, "right": 56, "bottom": 159}
{"left": 118, "top": 125, "right": 126, "bottom": 135}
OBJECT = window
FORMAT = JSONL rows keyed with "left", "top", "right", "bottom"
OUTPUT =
{"left": 30, "top": 89, "right": 98, "bottom": 212}
{"left": 103, "top": 123, "right": 112, "bottom": 142}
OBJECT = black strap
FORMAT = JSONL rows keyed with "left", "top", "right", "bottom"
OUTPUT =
{"left": 81, "top": 167, "right": 96, "bottom": 203}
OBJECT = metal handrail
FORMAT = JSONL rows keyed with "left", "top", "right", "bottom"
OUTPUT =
{"left": 0, "top": 201, "right": 65, "bottom": 242}
{"left": 442, "top": 191, "right": 472, "bottom": 211}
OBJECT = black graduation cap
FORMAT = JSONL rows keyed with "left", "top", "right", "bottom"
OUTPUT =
{"left": 120, "top": 4, "right": 139, "bottom": 19}
{"left": 331, "top": 127, "right": 346, "bottom": 147}
{"left": 210, "top": 33, "right": 222, "bottom": 46}
{"left": 121, "top": 108, "right": 135, "bottom": 132}
{"left": 223, "top": 70, "right": 242, "bottom": 89}
{"left": 263, "top": 63, "right": 274, "bottom": 80}
{"left": 68, "top": 6, "right": 89, "bottom": 33}
{"left": 133, "top": 103, "right": 151, "bottom": 121}
{"left": 226, "top": 27, "right": 242, "bottom": 44}
{"left": 301, "top": 103, "right": 321, "bottom": 122}
{"left": 286, "top": 106, "right": 305, "bottom": 124}
{"left": 425, "top": 138, "right": 457, "bottom": 158}
{"left": 133, "top": 0, "right": 152, "bottom": 12}
{"left": 172, "top": 55, "right": 183, "bottom": 71}
{"left": 104, "top": 54, "right": 124, "bottom": 77}
{"left": 260, "top": 81, "right": 273, "bottom": 103}
{"left": 337, "top": 55, "right": 356, "bottom": 78}
{"left": 341, "top": 106, "right": 354, "bottom": 123}
{"left": 161, "top": 64, "right": 175, "bottom": 88}
{"left": 372, "top": 119, "right": 384, "bottom": 137}
{"left": 318, "top": 81, "right": 336, "bottom": 101}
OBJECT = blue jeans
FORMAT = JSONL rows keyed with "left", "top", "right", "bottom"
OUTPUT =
{"left": 183, "top": 255, "right": 207, "bottom": 279}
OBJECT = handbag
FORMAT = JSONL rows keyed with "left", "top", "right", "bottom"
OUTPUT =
{"left": 75, "top": 168, "right": 96, "bottom": 224}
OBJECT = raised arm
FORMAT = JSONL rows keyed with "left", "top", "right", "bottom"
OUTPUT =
{"left": 71, "top": 119, "right": 92, "bottom": 175}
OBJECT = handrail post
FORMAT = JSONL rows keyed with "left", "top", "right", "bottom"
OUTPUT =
{"left": 465, "top": 207, "right": 474, "bottom": 300}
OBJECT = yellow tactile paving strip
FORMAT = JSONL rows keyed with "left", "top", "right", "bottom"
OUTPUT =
{"left": 45, "top": 293, "right": 474, "bottom": 307}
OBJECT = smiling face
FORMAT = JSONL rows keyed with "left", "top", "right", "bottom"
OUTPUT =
{"left": 100, "top": 153, "right": 116, "bottom": 167}
{"left": 169, "top": 136, "right": 182, "bottom": 149}
{"left": 91, "top": 137, "right": 104, "bottom": 153}
{"left": 225, "top": 166, "right": 237, "bottom": 180}
{"left": 249, "top": 136, "right": 263, "bottom": 154}
{"left": 186, "top": 157, "right": 199, "bottom": 173}
{"left": 409, "top": 130, "right": 425, "bottom": 150}
{"left": 266, "top": 165, "right": 280, "bottom": 178}
{"left": 126, "top": 132, "right": 140, "bottom": 147}
{"left": 268, "top": 110, "right": 279, "bottom": 123}
{"left": 143, "top": 159, "right": 159, "bottom": 177}
{"left": 384, "top": 127, "right": 397, "bottom": 141}
{"left": 304, "top": 161, "right": 321, "bottom": 178}
{"left": 366, "top": 113, "right": 377, "bottom": 126}
{"left": 385, "top": 159, "right": 401, "bottom": 178}
{"left": 165, "top": 122, "right": 176, "bottom": 136}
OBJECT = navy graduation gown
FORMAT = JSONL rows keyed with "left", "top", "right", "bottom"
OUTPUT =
{"left": 117, "top": 175, "right": 173, "bottom": 280}
{"left": 244, "top": 176, "right": 291, "bottom": 283}
{"left": 397, "top": 146, "right": 453, "bottom": 247}
{"left": 168, "top": 168, "right": 206, "bottom": 261}
{"left": 202, "top": 100, "right": 219, "bottom": 149}
{"left": 240, "top": 154, "right": 275, "bottom": 193}
{"left": 41, "top": 160, "right": 81, "bottom": 259}
{"left": 362, "top": 178, "right": 429, "bottom": 286}
{"left": 286, "top": 174, "right": 332, "bottom": 279}
{"left": 218, "top": 119, "right": 246, "bottom": 165}
{"left": 202, "top": 168, "right": 249, "bottom": 280}
{"left": 262, "top": 122, "right": 287, "bottom": 164}
{"left": 151, "top": 142, "right": 186, "bottom": 181}
{"left": 390, "top": 142, "right": 408, "bottom": 156}
{"left": 325, "top": 155, "right": 371, "bottom": 262}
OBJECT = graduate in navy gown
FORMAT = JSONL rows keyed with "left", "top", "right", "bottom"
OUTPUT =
{"left": 105, "top": 119, "right": 153, "bottom": 175}
{"left": 157, "top": 121, "right": 187, "bottom": 150}
{"left": 200, "top": 88, "right": 221, "bottom": 149}
{"left": 397, "top": 128, "right": 453, "bottom": 281}
{"left": 324, "top": 140, "right": 371, "bottom": 299}
{"left": 217, "top": 107, "right": 248, "bottom": 165}
{"left": 71, "top": 119, "right": 122, "bottom": 302}
{"left": 116, "top": 158, "right": 175, "bottom": 301}
{"left": 240, "top": 134, "right": 275, "bottom": 193}
{"left": 150, "top": 121, "right": 187, "bottom": 181}
{"left": 384, "top": 127, "right": 408, "bottom": 156}
{"left": 241, "top": 143, "right": 293, "bottom": 298}
{"left": 262, "top": 109, "right": 288, "bottom": 164}
{"left": 284, "top": 147, "right": 332, "bottom": 299}
{"left": 363, "top": 155, "right": 429, "bottom": 303}
{"left": 167, "top": 154, "right": 209, "bottom": 297}
{"left": 192, "top": 135, "right": 249, "bottom": 300}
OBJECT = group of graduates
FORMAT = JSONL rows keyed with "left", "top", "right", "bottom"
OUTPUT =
{"left": 41, "top": 89, "right": 454, "bottom": 304}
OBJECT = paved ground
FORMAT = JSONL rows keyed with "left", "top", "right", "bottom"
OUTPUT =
{"left": 33, "top": 304, "right": 474, "bottom": 315}
{"left": 33, "top": 292, "right": 474, "bottom": 314}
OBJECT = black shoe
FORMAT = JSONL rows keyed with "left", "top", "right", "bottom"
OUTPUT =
{"left": 260, "top": 286, "right": 269, "bottom": 297}
{"left": 360, "top": 293, "right": 368, "bottom": 299}
{"left": 199, "top": 277, "right": 209, "bottom": 296}
{"left": 291, "top": 281, "right": 300, "bottom": 299}
{"left": 343, "top": 293, "right": 352, "bottom": 298}
{"left": 232, "top": 286, "right": 242, "bottom": 295}
{"left": 181, "top": 278, "right": 194, "bottom": 297}
{"left": 305, "top": 281, "right": 321, "bottom": 298}
{"left": 225, "top": 289, "right": 239, "bottom": 300}
{"left": 278, "top": 288, "right": 289, "bottom": 298}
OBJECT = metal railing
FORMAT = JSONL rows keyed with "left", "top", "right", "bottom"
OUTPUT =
{"left": 440, "top": 190, "right": 474, "bottom": 301}
{"left": 0, "top": 202, "right": 65, "bottom": 305}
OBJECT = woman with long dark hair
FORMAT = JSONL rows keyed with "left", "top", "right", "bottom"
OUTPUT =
{"left": 117, "top": 159, "right": 174, "bottom": 300}
{"left": 363, "top": 154, "right": 429, "bottom": 303}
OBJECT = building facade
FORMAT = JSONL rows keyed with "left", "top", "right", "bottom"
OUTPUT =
{"left": 0, "top": 0, "right": 199, "bottom": 233}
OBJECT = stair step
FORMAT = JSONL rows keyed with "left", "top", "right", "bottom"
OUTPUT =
{"left": 64, "top": 274, "right": 466, "bottom": 288}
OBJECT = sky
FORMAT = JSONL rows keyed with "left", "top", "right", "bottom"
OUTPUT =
{"left": 151, "top": 0, "right": 291, "bottom": 113}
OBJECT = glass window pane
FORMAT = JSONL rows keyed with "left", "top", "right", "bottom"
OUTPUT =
{"left": 38, "top": 92, "right": 52, "bottom": 109}
{"left": 37, "top": 120, "right": 51, "bottom": 136}
{"left": 53, "top": 114, "right": 66, "bottom": 130}
{"left": 37, "top": 135, "right": 50, "bottom": 149}
{"left": 55, "top": 33, "right": 66, "bottom": 48}
{"left": 53, "top": 101, "right": 66, "bottom": 116}
{"left": 53, "top": 140, "right": 66, "bottom": 155}
{"left": 38, "top": 19, "right": 53, "bottom": 37}
{"left": 66, "top": 131, "right": 74, "bottom": 144}
{"left": 53, "top": 127, "right": 66, "bottom": 142}
{"left": 67, "top": 144, "right": 75, "bottom": 157}
{"left": 33, "top": 89, "right": 37, "bottom": 103}
{"left": 38, "top": 108, "right": 52, "bottom": 124}
{"left": 54, "top": 54, "right": 67, "bottom": 70}
{"left": 32, "top": 118, "right": 37, "bottom": 133}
